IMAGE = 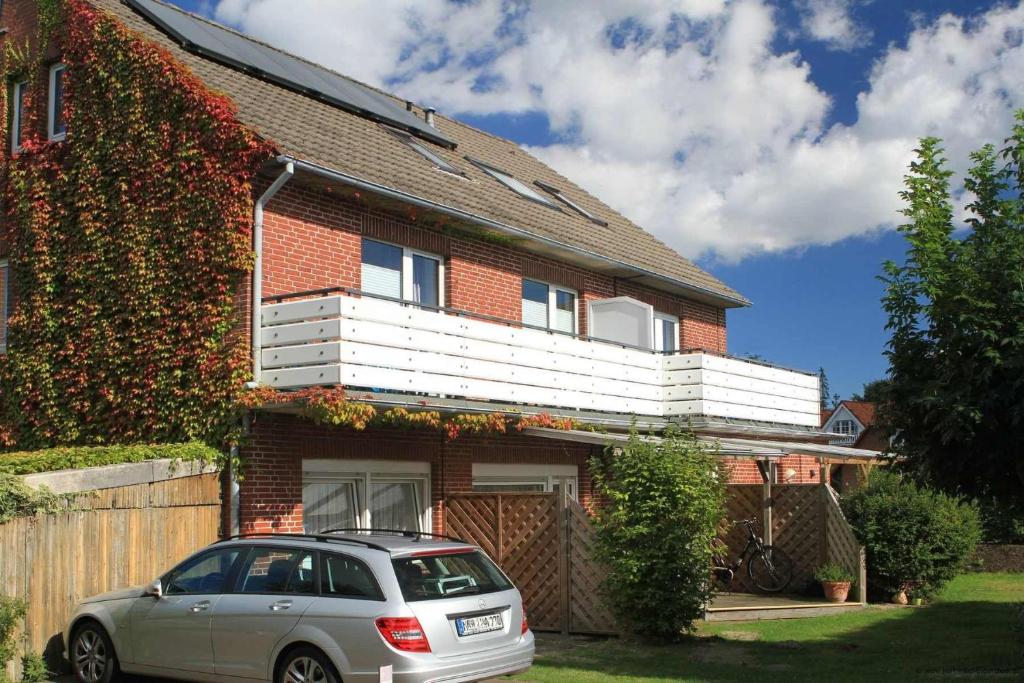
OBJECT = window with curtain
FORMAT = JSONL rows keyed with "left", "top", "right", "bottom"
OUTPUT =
{"left": 361, "top": 238, "right": 442, "bottom": 308}
{"left": 0, "top": 259, "right": 8, "bottom": 353}
{"left": 302, "top": 479, "right": 360, "bottom": 533}
{"left": 10, "top": 80, "right": 29, "bottom": 152}
{"left": 370, "top": 481, "right": 422, "bottom": 531}
{"left": 48, "top": 64, "right": 67, "bottom": 140}
{"left": 653, "top": 313, "right": 679, "bottom": 352}
{"left": 522, "top": 279, "right": 576, "bottom": 333}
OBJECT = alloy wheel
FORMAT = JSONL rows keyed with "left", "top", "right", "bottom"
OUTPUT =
{"left": 284, "top": 656, "right": 328, "bottom": 683}
{"left": 74, "top": 629, "right": 107, "bottom": 683}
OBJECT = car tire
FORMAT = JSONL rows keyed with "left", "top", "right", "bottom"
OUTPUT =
{"left": 70, "top": 621, "right": 120, "bottom": 683}
{"left": 276, "top": 647, "right": 341, "bottom": 683}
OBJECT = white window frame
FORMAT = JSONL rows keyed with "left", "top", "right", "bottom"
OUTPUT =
{"left": 0, "top": 258, "right": 8, "bottom": 354}
{"left": 472, "top": 463, "right": 578, "bottom": 500}
{"left": 303, "top": 459, "right": 432, "bottom": 533}
{"left": 10, "top": 79, "right": 28, "bottom": 152}
{"left": 522, "top": 278, "right": 578, "bottom": 334}
{"left": 653, "top": 312, "right": 679, "bottom": 352}
{"left": 361, "top": 238, "right": 445, "bottom": 309}
{"left": 47, "top": 63, "right": 66, "bottom": 142}
{"left": 833, "top": 419, "right": 857, "bottom": 436}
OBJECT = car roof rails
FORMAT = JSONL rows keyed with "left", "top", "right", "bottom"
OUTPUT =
{"left": 216, "top": 532, "right": 390, "bottom": 552}
{"left": 318, "top": 528, "right": 468, "bottom": 544}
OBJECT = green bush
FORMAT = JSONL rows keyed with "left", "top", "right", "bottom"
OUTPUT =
{"left": 0, "top": 596, "right": 26, "bottom": 678}
{"left": 0, "top": 476, "right": 64, "bottom": 525}
{"left": 0, "top": 442, "right": 219, "bottom": 476}
{"left": 590, "top": 428, "right": 725, "bottom": 641}
{"left": 18, "top": 652, "right": 47, "bottom": 683}
{"left": 977, "top": 498, "right": 1024, "bottom": 544}
{"left": 842, "top": 470, "right": 981, "bottom": 598}
{"left": 814, "top": 562, "right": 854, "bottom": 584}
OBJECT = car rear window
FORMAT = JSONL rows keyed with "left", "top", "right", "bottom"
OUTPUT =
{"left": 391, "top": 550, "right": 513, "bottom": 602}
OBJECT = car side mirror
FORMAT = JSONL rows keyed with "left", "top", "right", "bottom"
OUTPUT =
{"left": 145, "top": 579, "right": 162, "bottom": 598}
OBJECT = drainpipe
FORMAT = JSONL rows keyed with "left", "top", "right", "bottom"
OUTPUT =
{"left": 252, "top": 161, "right": 295, "bottom": 384}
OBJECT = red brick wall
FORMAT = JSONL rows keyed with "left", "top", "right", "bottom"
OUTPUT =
{"left": 726, "top": 455, "right": 825, "bottom": 485}
{"left": 261, "top": 183, "right": 728, "bottom": 352}
{"left": 239, "top": 413, "right": 597, "bottom": 534}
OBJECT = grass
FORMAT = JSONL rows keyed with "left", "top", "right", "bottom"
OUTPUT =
{"left": 515, "top": 573, "right": 1023, "bottom": 682}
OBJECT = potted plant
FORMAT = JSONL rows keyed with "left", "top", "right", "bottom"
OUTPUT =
{"left": 814, "top": 562, "right": 855, "bottom": 603}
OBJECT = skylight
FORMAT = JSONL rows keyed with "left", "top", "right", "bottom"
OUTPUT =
{"left": 535, "top": 181, "right": 608, "bottom": 226}
{"left": 386, "top": 127, "right": 464, "bottom": 176}
{"left": 466, "top": 158, "right": 559, "bottom": 208}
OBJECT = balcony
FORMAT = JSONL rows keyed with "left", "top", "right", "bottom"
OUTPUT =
{"left": 258, "top": 290, "right": 821, "bottom": 427}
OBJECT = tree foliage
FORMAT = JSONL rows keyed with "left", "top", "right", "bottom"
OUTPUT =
{"left": 0, "top": 0, "right": 272, "bottom": 450}
{"left": 842, "top": 470, "right": 981, "bottom": 598}
{"left": 850, "top": 379, "right": 891, "bottom": 404}
{"left": 881, "top": 112, "right": 1024, "bottom": 515}
{"left": 589, "top": 429, "right": 725, "bottom": 640}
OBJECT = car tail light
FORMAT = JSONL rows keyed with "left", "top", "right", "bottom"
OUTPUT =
{"left": 376, "top": 617, "right": 431, "bottom": 653}
{"left": 521, "top": 609, "right": 529, "bottom": 635}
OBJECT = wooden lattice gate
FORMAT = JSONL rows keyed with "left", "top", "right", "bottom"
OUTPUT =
{"left": 445, "top": 492, "right": 615, "bottom": 634}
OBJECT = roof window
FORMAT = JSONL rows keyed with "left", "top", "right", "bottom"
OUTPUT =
{"left": 535, "top": 180, "right": 608, "bottom": 226}
{"left": 466, "top": 158, "right": 558, "bottom": 208}
{"left": 385, "top": 126, "right": 463, "bottom": 176}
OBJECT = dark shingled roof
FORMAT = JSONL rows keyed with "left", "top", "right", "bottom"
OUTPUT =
{"left": 93, "top": 0, "right": 749, "bottom": 307}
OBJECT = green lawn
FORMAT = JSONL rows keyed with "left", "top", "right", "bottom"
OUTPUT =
{"left": 516, "top": 573, "right": 1023, "bottom": 682}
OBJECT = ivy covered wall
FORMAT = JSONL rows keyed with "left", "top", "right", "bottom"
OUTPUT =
{"left": 0, "top": 0, "right": 273, "bottom": 449}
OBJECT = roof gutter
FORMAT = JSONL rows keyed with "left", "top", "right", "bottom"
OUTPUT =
{"left": 252, "top": 161, "right": 295, "bottom": 384}
{"left": 275, "top": 155, "right": 750, "bottom": 308}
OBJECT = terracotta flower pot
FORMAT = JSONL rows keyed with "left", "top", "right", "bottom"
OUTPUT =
{"left": 822, "top": 581, "right": 851, "bottom": 603}
{"left": 891, "top": 589, "right": 908, "bottom": 605}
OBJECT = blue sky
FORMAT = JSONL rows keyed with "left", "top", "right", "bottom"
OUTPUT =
{"left": 170, "top": 0, "right": 1022, "bottom": 399}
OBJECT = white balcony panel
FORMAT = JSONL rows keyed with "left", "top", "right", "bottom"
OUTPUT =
{"left": 263, "top": 342, "right": 343, "bottom": 369}
{"left": 259, "top": 297, "right": 821, "bottom": 425}
{"left": 663, "top": 368, "right": 819, "bottom": 402}
{"left": 263, "top": 319, "right": 343, "bottom": 347}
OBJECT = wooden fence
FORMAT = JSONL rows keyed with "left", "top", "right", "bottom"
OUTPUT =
{"left": 0, "top": 470, "right": 221, "bottom": 677}
{"left": 720, "top": 483, "right": 866, "bottom": 599}
{"left": 445, "top": 492, "right": 615, "bottom": 635}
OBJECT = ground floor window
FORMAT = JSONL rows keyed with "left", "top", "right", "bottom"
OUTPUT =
{"left": 302, "top": 460, "right": 431, "bottom": 533}
{"left": 471, "top": 463, "right": 578, "bottom": 500}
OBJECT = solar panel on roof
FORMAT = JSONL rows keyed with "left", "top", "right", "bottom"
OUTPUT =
{"left": 126, "top": 0, "right": 456, "bottom": 149}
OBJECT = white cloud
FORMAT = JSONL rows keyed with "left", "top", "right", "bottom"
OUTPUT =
{"left": 796, "top": 0, "right": 872, "bottom": 51}
{"left": 212, "top": 0, "right": 1024, "bottom": 261}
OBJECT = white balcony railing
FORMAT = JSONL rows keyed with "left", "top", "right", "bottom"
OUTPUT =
{"left": 259, "top": 293, "right": 821, "bottom": 427}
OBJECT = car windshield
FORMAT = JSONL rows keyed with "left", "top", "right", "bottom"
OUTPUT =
{"left": 391, "top": 550, "right": 513, "bottom": 602}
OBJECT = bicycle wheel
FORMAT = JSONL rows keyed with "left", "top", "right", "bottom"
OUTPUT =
{"left": 747, "top": 545, "right": 793, "bottom": 593}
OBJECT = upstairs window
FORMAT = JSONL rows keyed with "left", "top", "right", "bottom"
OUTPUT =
{"left": 10, "top": 79, "right": 29, "bottom": 152}
{"left": 833, "top": 419, "right": 858, "bottom": 436}
{"left": 522, "top": 278, "right": 576, "bottom": 334}
{"left": 361, "top": 238, "right": 443, "bottom": 308}
{"left": 48, "top": 63, "right": 67, "bottom": 141}
{"left": 467, "top": 158, "right": 558, "bottom": 208}
{"left": 535, "top": 180, "right": 608, "bottom": 226}
{"left": 653, "top": 312, "right": 679, "bottom": 352}
{"left": 0, "top": 259, "right": 8, "bottom": 353}
{"left": 385, "top": 126, "right": 462, "bottom": 176}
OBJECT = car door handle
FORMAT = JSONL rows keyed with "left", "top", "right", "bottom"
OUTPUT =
{"left": 270, "top": 600, "right": 293, "bottom": 611}
{"left": 189, "top": 600, "right": 211, "bottom": 613}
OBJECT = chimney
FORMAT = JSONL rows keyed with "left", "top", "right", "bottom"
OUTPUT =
{"left": 405, "top": 100, "right": 413, "bottom": 112}
{"left": 424, "top": 107, "right": 436, "bottom": 128}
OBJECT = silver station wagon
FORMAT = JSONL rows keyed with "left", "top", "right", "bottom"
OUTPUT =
{"left": 64, "top": 531, "right": 534, "bottom": 683}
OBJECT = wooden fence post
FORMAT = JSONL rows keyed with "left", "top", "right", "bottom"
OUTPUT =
{"left": 858, "top": 546, "right": 868, "bottom": 605}
{"left": 559, "top": 486, "right": 570, "bottom": 635}
{"left": 762, "top": 467, "right": 773, "bottom": 546}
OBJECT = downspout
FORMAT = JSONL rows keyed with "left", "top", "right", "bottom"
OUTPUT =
{"left": 251, "top": 161, "right": 294, "bottom": 385}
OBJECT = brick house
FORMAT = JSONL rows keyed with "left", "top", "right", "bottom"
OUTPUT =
{"left": 0, "top": 0, "right": 880, "bottom": 541}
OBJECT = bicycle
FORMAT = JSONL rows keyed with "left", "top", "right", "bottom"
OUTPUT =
{"left": 711, "top": 518, "right": 794, "bottom": 593}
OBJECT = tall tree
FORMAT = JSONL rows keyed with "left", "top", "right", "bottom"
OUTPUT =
{"left": 881, "top": 112, "right": 1024, "bottom": 510}
{"left": 818, "top": 367, "right": 831, "bottom": 411}
{"left": 851, "top": 379, "right": 891, "bottom": 404}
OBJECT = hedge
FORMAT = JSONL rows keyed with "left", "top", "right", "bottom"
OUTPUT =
{"left": 0, "top": 442, "right": 220, "bottom": 476}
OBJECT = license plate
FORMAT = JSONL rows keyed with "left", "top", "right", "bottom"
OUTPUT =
{"left": 455, "top": 613, "right": 503, "bottom": 636}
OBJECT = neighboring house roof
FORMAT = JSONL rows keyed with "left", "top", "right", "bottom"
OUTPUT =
{"left": 91, "top": 0, "right": 748, "bottom": 308}
{"left": 820, "top": 408, "right": 833, "bottom": 427}
{"left": 842, "top": 400, "right": 876, "bottom": 428}
{"left": 823, "top": 400, "right": 886, "bottom": 452}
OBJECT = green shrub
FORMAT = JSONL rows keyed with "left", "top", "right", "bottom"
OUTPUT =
{"left": 18, "top": 652, "right": 47, "bottom": 683}
{"left": 590, "top": 428, "right": 725, "bottom": 641}
{"left": 0, "top": 596, "right": 26, "bottom": 677}
{"left": 814, "top": 562, "right": 854, "bottom": 583}
{"left": 0, "top": 476, "right": 64, "bottom": 525}
{"left": 842, "top": 470, "right": 981, "bottom": 598}
{"left": 0, "top": 442, "right": 219, "bottom": 476}
{"left": 977, "top": 498, "right": 1024, "bottom": 544}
